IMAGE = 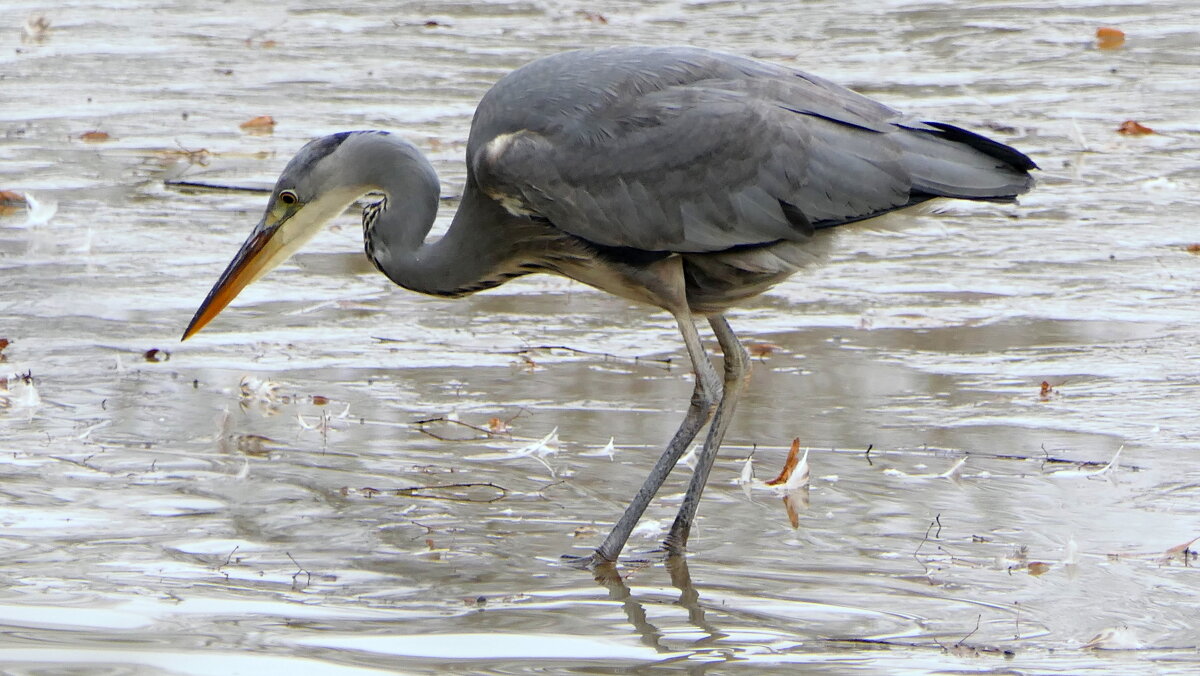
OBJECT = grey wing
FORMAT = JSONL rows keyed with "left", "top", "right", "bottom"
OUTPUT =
{"left": 472, "top": 84, "right": 914, "bottom": 253}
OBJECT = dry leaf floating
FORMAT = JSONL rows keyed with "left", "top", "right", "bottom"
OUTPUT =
{"left": 239, "top": 115, "right": 276, "bottom": 134}
{"left": 1116, "top": 120, "right": 1154, "bottom": 136}
{"left": 1095, "top": 27, "right": 1125, "bottom": 50}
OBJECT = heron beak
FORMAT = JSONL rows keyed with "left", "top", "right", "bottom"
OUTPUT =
{"left": 182, "top": 216, "right": 285, "bottom": 341}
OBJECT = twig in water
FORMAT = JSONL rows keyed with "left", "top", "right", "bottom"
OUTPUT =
{"left": 394, "top": 481, "right": 509, "bottom": 503}
{"left": 164, "top": 179, "right": 272, "bottom": 194}
{"left": 507, "top": 344, "right": 674, "bottom": 366}
{"left": 913, "top": 514, "right": 942, "bottom": 576}
{"left": 417, "top": 415, "right": 501, "bottom": 441}
{"left": 957, "top": 614, "right": 982, "bottom": 647}
{"left": 536, "top": 479, "right": 567, "bottom": 502}
{"left": 217, "top": 545, "right": 240, "bottom": 581}
{"left": 287, "top": 552, "right": 312, "bottom": 590}
{"left": 410, "top": 521, "right": 436, "bottom": 537}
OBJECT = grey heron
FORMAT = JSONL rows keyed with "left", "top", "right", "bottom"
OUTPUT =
{"left": 183, "top": 46, "right": 1035, "bottom": 568}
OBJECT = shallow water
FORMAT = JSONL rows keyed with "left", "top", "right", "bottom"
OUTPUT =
{"left": 3, "top": 0, "right": 1199, "bottom": 673}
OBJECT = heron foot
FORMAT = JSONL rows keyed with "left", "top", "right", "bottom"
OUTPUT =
{"left": 561, "top": 551, "right": 617, "bottom": 571}
{"left": 616, "top": 542, "right": 685, "bottom": 564}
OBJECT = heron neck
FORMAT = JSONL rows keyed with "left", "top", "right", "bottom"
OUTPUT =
{"left": 373, "top": 178, "right": 522, "bottom": 298}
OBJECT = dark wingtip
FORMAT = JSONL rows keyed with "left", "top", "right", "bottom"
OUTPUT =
{"left": 923, "top": 121, "right": 1039, "bottom": 172}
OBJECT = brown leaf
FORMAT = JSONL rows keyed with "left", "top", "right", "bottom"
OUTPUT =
{"left": 747, "top": 342, "right": 781, "bottom": 358}
{"left": 766, "top": 438, "right": 802, "bottom": 486}
{"left": 782, "top": 487, "right": 810, "bottom": 528}
{"left": 1027, "top": 561, "right": 1052, "bottom": 576}
{"left": 0, "top": 191, "right": 27, "bottom": 206}
{"left": 239, "top": 115, "right": 276, "bottom": 134}
{"left": 79, "top": 130, "right": 110, "bottom": 142}
{"left": 234, "top": 434, "right": 274, "bottom": 455}
{"left": 1095, "top": 26, "right": 1125, "bottom": 50}
{"left": 143, "top": 348, "right": 170, "bottom": 362}
{"left": 782, "top": 495, "right": 801, "bottom": 529}
{"left": 487, "top": 417, "right": 510, "bottom": 434}
{"left": 1116, "top": 120, "right": 1154, "bottom": 136}
{"left": 311, "top": 395, "right": 329, "bottom": 405}
{"left": 1184, "top": 244, "right": 1200, "bottom": 255}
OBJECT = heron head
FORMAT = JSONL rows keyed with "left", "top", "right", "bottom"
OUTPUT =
{"left": 182, "top": 132, "right": 385, "bottom": 340}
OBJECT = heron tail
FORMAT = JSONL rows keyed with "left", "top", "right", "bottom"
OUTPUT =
{"left": 897, "top": 122, "right": 1037, "bottom": 201}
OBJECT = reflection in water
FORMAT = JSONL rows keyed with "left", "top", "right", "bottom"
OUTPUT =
{"left": 591, "top": 556, "right": 724, "bottom": 657}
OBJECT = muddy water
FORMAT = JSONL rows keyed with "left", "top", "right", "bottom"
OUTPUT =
{"left": 3, "top": 0, "right": 1199, "bottom": 673}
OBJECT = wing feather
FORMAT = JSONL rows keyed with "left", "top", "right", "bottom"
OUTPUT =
{"left": 468, "top": 47, "right": 1033, "bottom": 253}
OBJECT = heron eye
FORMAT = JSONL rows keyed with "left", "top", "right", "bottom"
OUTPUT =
{"left": 278, "top": 190, "right": 298, "bottom": 205}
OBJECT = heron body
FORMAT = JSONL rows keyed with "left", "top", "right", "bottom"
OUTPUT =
{"left": 184, "top": 46, "right": 1035, "bottom": 568}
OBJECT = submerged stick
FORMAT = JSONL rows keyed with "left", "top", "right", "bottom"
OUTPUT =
{"left": 164, "top": 179, "right": 271, "bottom": 193}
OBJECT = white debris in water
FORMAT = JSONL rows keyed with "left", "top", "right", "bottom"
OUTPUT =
{"left": 781, "top": 447, "right": 810, "bottom": 491}
{"left": 579, "top": 437, "right": 615, "bottom": 460}
{"left": 1067, "top": 116, "right": 1091, "bottom": 152}
{"left": 1138, "top": 177, "right": 1180, "bottom": 193}
{"left": 736, "top": 456, "right": 755, "bottom": 499}
{"left": 17, "top": 379, "right": 41, "bottom": 409}
{"left": 296, "top": 412, "right": 316, "bottom": 431}
{"left": 239, "top": 375, "right": 282, "bottom": 404}
{"left": 631, "top": 518, "right": 665, "bottom": 539}
{"left": 1083, "top": 624, "right": 1143, "bottom": 650}
{"left": 2, "top": 374, "right": 41, "bottom": 413}
{"left": 468, "top": 427, "right": 559, "bottom": 476}
{"left": 515, "top": 427, "right": 558, "bottom": 459}
{"left": 882, "top": 456, "right": 967, "bottom": 480}
{"left": 939, "top": 457, "right": 967, "bottom": 480}
{"left": 22, "top": 192, "right": 58, "bottom": 227}
{"left": 77, "top": 419, "right": 111, "bottom": 440}
{"left": 1063, "top": 536, "right": 1080, "bottom": 567}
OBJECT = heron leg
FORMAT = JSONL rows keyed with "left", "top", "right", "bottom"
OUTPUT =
{"left": 662, "top": 314, "right": 750, "bottom": 555}
{"left": 570, "top": 309, "right": 722, "bottom": 567}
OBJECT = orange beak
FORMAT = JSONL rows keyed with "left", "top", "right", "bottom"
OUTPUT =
{"left": 182, "top": 218, "right": 280, "bottom": 341}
